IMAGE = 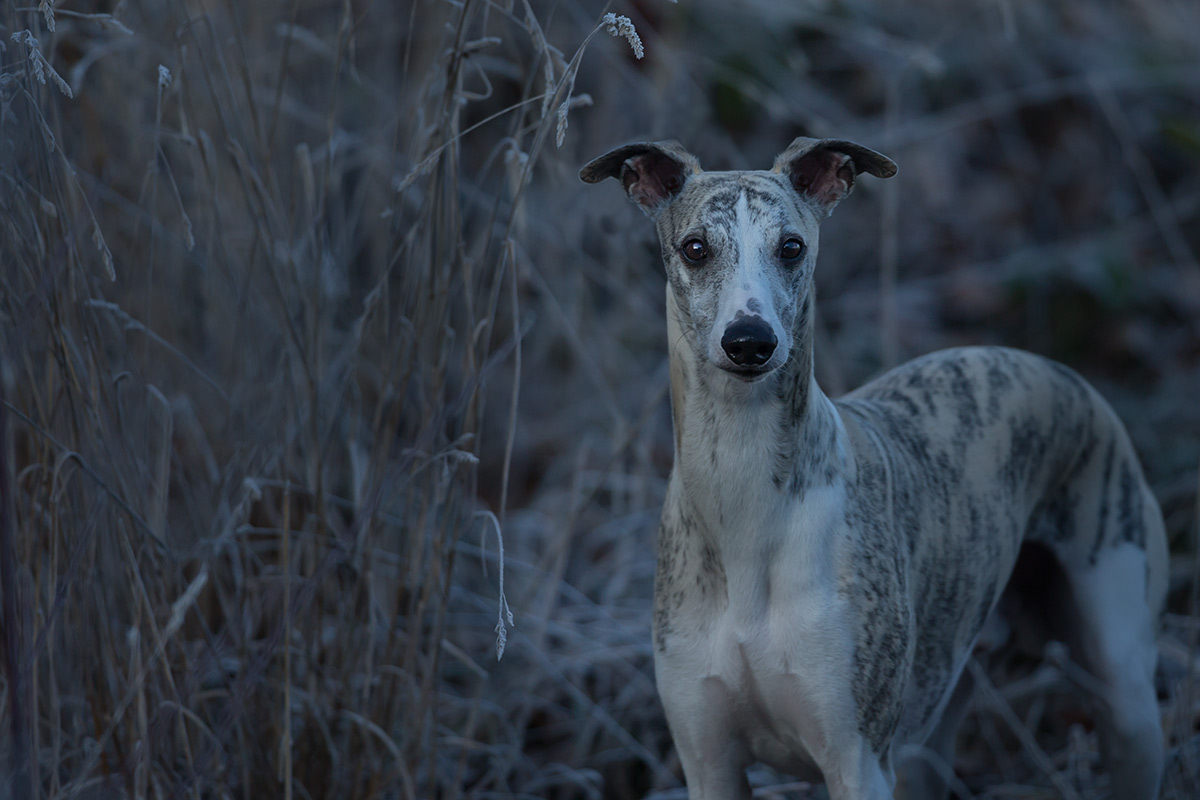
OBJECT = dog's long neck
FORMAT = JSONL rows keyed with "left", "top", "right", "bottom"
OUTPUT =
{"left": 666, "top": 283, "right": 846, "bottom": 558}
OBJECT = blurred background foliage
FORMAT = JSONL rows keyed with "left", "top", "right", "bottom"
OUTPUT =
{"left": 0, "top": 0, "right": 1197, "bottom": 798}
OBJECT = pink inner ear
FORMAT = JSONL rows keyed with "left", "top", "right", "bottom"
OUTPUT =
{"left": 792, "top": 150, "right": 855, "bottom": 208}
{"left": 623, "top": 153, "right": 686, "bottom": 209}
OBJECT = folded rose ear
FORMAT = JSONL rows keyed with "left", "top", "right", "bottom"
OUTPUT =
{"left": 773, "top": 137, "right": 897, "bottom": 217}
{"left": 580, "top": 141, "right": 701, "bottom": 218}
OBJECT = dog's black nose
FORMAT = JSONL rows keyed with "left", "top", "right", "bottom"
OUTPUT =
{"left": 721, "top": 317, "right": 777, "bottom": 367}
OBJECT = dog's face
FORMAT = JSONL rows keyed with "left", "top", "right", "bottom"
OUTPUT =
{"left": 581, "top": 138, "right": 896, "bottom": 382}
{"left": 652, "top": 170, "right": 820, "bottom": 381}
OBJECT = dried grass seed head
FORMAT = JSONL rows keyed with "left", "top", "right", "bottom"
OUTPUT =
{"left": 601, "top": 13, "right": 644, "bottom": 60}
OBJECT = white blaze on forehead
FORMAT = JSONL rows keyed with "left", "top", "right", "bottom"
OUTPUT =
{"left": 735, "top": 190, "right": 759, "bottom": 260}
{"left": 721, "top": 190, "right": 776, "bottom": 322}
{"left": 705, "top": 189, "right": 790, "bottom": 366}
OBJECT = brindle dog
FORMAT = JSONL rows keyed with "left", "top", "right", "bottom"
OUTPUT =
{"left": 581, "top": 138, "right": 1165, "bottom": 800}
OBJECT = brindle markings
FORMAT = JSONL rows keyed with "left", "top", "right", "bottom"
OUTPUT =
{"left": 841, "top": 450, "right": 910, "bottom": 752}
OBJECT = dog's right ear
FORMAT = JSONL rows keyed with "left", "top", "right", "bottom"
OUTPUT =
{"left": 580, "top": 141, "right": 700, "bottom": 218}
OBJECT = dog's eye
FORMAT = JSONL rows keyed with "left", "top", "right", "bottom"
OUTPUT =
{"left": 780, "top": 238, "right": 805, "bottom": 262}
{"left": 681, "top": 239, "right": 708, "bottom": 263}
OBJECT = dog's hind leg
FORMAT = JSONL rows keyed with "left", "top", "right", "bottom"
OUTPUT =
{"left": 1028, "top": 403, "right": 1168, "bottom": 797}
{"left": 1061, "top": 536, "right": 1165, "bottom": 799}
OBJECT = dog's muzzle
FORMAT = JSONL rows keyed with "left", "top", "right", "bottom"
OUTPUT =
{"left": 721, "top": 317, "right": 777, "bottom": 377}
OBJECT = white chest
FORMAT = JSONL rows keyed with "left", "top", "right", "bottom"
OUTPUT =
{"left": 654, "top": 484, "right": 860, "bottom": 777}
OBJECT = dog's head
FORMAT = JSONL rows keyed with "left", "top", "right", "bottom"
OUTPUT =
{"left": 581, "top": 138, "right": 895, "bottom": 382}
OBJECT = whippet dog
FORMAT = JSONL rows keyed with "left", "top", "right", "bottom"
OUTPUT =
{"left": 580, "top": 138, "right": 1166, "bottom": 799}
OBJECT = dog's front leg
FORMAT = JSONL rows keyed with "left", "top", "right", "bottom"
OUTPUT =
{"left": 819, "top": 738, "right": 896, "bottom": 800}
{"left": 675, "top": 746, "right": 752, "bottom": 800}
{"left": 671, "top": 725, "right": 892, "bottom": 800}
{"left": 659, "top": 680, "right": 753, "bottom": 800}
{"left": 661, "top": 665, "right": 895, "bottom": 800}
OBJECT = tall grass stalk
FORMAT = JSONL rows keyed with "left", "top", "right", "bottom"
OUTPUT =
{"left": 0, "top": 1, "right": 643, "bottom": 796}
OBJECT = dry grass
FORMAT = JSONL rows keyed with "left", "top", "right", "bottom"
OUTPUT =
{"left": 0, "top": 1, "right": 1198, "bottom": 798}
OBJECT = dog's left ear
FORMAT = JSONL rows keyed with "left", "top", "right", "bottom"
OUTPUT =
{"left": 580, "top": 141, "right": 701, "bottom": 219}
{"left": 773, "top": 137, "right": 897, "bottom": 217}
